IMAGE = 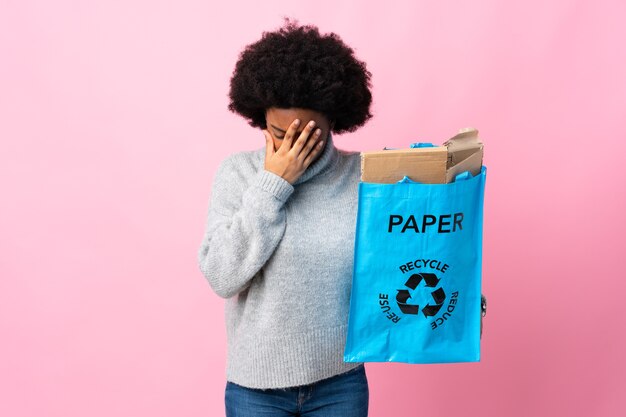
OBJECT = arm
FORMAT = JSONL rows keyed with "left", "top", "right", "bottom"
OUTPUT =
{"left": 197, "top": 155, "right": 295, "bottom": 298}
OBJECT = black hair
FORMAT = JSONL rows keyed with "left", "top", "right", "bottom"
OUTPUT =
{"left": 227, "top": 17, "right": 374, "bottom": 134}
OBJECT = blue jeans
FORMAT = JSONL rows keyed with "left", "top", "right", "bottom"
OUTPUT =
{"left": 225, "top": 365, "right": 369, "bottom": 417}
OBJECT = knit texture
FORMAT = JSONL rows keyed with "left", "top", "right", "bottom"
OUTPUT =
{"left": 197, "top": 132, "right": 365, "bottom": 389}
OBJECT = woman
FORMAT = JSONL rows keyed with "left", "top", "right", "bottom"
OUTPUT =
{"left": 197, "top": 18, "right": 373, "bottom": 417}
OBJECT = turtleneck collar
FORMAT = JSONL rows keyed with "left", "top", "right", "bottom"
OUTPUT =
{"left": 293, "top": 131, "right": 339, "bottom": 185}
{"left": 259, "top": 131, "right": 340, "bottom": 186}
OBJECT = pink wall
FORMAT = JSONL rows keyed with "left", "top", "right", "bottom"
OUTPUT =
{"left": 1, "top": 1, "right": 624, "bottom": 416}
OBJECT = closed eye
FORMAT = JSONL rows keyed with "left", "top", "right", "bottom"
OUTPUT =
{"left": 274, "top": 131, "right": 305, "bottom": 140}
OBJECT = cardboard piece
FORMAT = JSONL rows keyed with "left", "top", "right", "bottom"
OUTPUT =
{"left": 360, "top": 127, "right": 483, "bottom": 184}
{"left": 360, "top": 146, "right": 448, "bottom": 184}
{"left": 443, "top": 127, "right": 484, "bottom": 183}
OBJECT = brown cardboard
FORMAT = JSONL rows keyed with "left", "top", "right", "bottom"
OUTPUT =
{"left": 360, "top": 127, "right": 483, "bottom": 184}
{"left": 360, "top": 146, "right": 448, "bottom": 184}
{"left": 443, "top": 127, "right": 484, "bottom": 183}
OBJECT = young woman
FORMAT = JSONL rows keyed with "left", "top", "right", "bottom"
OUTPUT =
{"left": 197, "top": 18, "right": 374, "bottom": 417}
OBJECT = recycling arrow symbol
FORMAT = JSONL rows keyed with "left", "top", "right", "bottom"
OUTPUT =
{"left": 396, "top": 272, "right": 446, "bottom": 317}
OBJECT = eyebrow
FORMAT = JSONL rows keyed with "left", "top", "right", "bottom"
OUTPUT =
{"left": 270, "top": 124, "right": 288, "bottom": 133}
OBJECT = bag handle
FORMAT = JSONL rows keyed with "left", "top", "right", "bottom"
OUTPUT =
{"left": 397, "top": 175, "right": 420, "bottom": 184}
{"left": 382, "top": 142, "right": 436, "bottom": 150}
{"left": 396, "top": 170, "right": 474, "bottom": 184}
{"left": 453, "top": 171, "right": 473, "bottom": 182}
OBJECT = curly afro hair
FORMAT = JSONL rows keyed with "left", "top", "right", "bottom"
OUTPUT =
{"left": 227, "top": 17, "right": 374, "bottom": 135}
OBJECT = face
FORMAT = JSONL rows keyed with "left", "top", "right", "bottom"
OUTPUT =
{"left": 265, "top": 107, "right": 334, "bottom": 156}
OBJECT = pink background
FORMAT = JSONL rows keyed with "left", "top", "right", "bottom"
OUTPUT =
{"left": 2, "top": 1, "right": 625, "bottom": 416}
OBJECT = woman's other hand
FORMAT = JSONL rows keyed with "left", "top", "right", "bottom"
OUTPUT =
{"left": 262, "top": 118, "right": 324, "bottom": 185}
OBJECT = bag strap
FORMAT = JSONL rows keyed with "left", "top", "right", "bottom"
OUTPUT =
{"left": 383, "top": 142, "right": 436, "bottom": 150}
{"left": 396, "top": 170, "right": 474, "bottom": 184}
{"left": 453, "top": 171, "right": 473, "bottom": 182}
{"left": 397, "top": 175, "right": 420, "bottom": 184}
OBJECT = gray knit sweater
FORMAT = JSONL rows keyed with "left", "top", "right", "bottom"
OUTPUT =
{"left": 197, "top": 132, "right": 365, "bottom": 389}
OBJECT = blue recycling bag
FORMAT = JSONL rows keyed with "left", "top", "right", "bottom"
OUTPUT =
{"left": 344, "top": 164, "right": 487, "bottom": 364}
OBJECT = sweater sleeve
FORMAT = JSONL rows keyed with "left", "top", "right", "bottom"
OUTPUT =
{"left": 197, "top": 155, "right": 295, "bottom": 299}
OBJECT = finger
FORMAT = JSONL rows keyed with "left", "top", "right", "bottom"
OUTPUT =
{"left": 290, "top": 120, "right": 318, "bottom": 157}
{"left": 281, "top": 118, "right": 301, "bottom": 151}
{"left": 263, "top": 129, "right": 275, "bottom": 161}
{"left": 302, "top": 136, "right": 325, "bottom": 167}
{"left": 298, "top": 127, "right": 323, "bottom": 162}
